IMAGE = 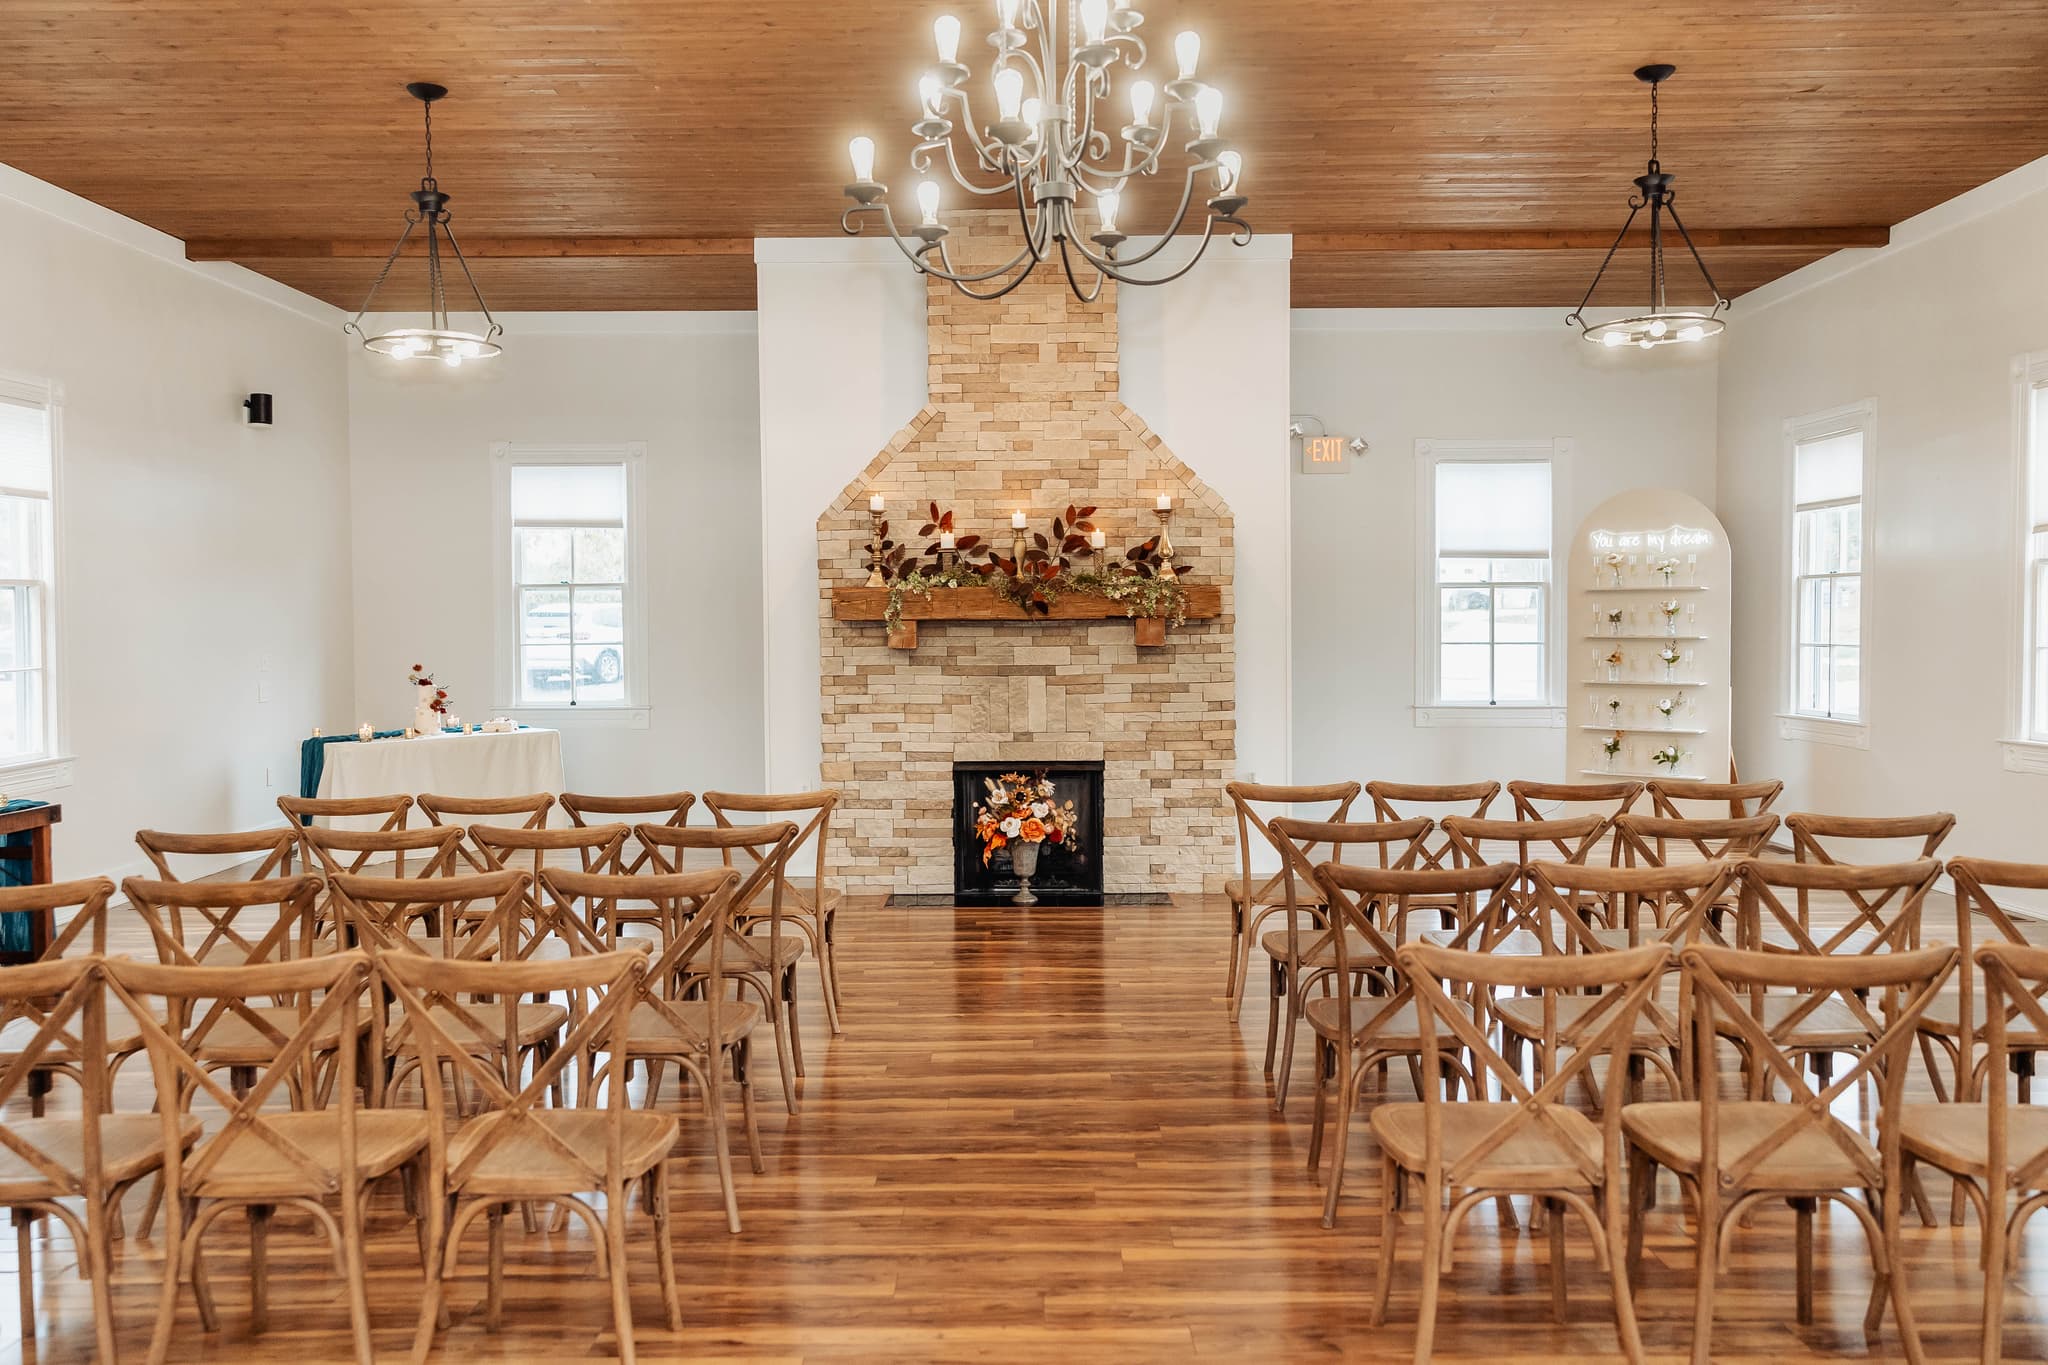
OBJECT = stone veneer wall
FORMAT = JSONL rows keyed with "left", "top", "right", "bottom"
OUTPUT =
{"left": 816, "top": 213, "right": 1236, "bottom": 897}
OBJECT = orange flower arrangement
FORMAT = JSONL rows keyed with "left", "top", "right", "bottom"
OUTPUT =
{"left": 973, "top": 772, "right": 1080, "bottom": 866}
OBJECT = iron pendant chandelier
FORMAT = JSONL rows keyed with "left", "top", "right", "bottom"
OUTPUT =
{"left": 346, "top": 82, "right": 503, "bottom": 367}
{"left": 1568, "top": 64, "right": 1729, "bottom": 350}
{"left": 841, "top": 0, "right": 1252, "bottom": 301}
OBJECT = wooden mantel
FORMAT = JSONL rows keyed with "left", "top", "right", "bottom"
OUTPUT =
{"left": 832, "top": 584, "right": 1222, "bottom": 650}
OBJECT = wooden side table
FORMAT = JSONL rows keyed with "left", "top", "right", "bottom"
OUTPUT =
{"left": 0, "top": 801, "right": 62, "bottom": 963}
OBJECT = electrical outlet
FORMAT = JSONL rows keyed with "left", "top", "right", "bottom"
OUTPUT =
{"left": 257, "top": 679, "right": 273, "bottom": 703}
{"left": 264, "top": 765, "right": 273, "bottom": 787}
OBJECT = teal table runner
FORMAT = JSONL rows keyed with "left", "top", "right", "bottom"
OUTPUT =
{"left": 0, "top": 798, "right": 52, "bottom": 955}
{"left": 297, "top": 728, "right": 533, "bottom": 810}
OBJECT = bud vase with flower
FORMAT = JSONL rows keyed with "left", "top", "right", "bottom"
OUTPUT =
{"left": 1601, "top": 733, "right": 1624, "bottom": 771}
{"left": 1605, "top": 649, "right": 1624, "bottom": 682}
{"left": 1658, "top": 644, "right": 1682, "bottom": 680}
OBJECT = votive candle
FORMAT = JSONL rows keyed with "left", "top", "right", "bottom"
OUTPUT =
{"left": 939, "top": 531, "right": 957, "bottom": 549}
{"left": 1011, "top": 510, "right": 1027, "bottom": 529}
{"left": 1156, "top": 492, "right": 1173, "bottom": 510}
{"left": 868, "top": 493, "right": 885, "bottom": 513}
{"left": 1089, "top": 529, "right": 1106, "bottom": 549}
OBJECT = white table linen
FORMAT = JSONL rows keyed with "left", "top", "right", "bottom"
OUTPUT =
{"left": 316, "top": 728, "right": 564, "bottom": 830}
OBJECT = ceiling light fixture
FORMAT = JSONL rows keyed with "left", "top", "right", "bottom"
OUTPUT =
{"left": 1568, "top": 64, "right": 1728, "bottom": 351}
{"left": 841, "top": 2, "right": 1252, "bottom": 301}
{"left": 346, "top": 82, "right": 503, "bottom": 366}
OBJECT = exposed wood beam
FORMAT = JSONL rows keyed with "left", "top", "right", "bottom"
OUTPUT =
{"left": 182, "top": 235, "right": 755, "bottom": 261}
{"left": 1290, "top": 226, "right": 1890, "bottom": 253}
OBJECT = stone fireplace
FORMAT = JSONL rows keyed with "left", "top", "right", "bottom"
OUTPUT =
{"left": 816, "top": 212, "right": 1236, "bottom": 898}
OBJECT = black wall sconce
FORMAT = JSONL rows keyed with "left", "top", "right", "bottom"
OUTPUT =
{"left": 244, "top": 392, "right": 274, "bottom": 427}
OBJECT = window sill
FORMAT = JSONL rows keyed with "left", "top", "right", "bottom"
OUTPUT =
{"left": 1777, "top": 714, "right": 1869, "bottom": 750}
{"left": 2001, "top": 740, "right": 2048, "bottom": 775}
{"left": 498, "top": 706, "right": 650, "bottom": 730}
{"left": 1414, "top": 705, "right": 1566, "bottom": 729}
{"left": 0, "top": 755, "right": 76, "bottom": 795}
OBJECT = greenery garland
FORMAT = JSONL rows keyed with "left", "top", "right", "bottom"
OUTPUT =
{"left": 884, "top": 564, "right": 1190, "bottom": 631}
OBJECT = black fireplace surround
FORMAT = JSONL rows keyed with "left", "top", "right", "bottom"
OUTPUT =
{"left": 952, "top": 760, "right": 1105, "bottom": 906}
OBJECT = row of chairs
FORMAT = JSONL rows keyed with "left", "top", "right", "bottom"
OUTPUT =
{"left": 1220, "top": 777, "right": 2043, "bottom": 1363}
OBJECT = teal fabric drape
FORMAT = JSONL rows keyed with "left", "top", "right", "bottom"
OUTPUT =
{"left": 0, "top": 798, "right": 52, "bottom": 955}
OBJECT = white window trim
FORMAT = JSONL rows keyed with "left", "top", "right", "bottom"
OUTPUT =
{"left": 0, "top": 373, "right": 68, "bottom": 784}
{"left": 490, "top": 442, "right": 650, "bottom": 717}
{"left": 1781, "top": 402, "right": 1874, "bottom": 743}
{"left": 2009, "top": 351, "right": 2048, "bottom": 752}
{"left": 1412, "top": 437, "right": 1573, "bottom": 727}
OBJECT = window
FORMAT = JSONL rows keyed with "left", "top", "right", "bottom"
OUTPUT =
{"left": 1428, "top": 456, "right": 1552, "bottom": 706}
{"left": 1788, "top": 416, "right": 1866, "bottom": 722}
{"left": 492, "top": 445, "right": 645, "bottom": 710}
{"left": 2021, "top": 363, "right": 2048, "bottom": 743}
{"left": 0, "top": 381, "right": 56, "bottom": 766}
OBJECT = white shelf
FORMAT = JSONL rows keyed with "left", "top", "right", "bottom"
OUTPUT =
{"left": 1578, "top": 724, "right": 1708, "bottom": 735}
{"left": 1579, "top": 768, "right": 1706, "bottom": 782}
{"left": 1579, "top": 678, "right": 1707, "bottom": 687}
{"left": 1586, "top": 584, "right": 1710, "bottom": 593}
{"left": 1582, "top": 633, "right": 1708, "bottom": 642}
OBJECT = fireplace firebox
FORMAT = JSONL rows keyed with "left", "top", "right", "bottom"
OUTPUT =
{"left": 952, "top": 760, "right": 1105, "bottom": 905}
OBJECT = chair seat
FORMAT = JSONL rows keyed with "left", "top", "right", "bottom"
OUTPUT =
{"left": 1624, "top": 1101, "right": 1880, "bottom": 1189}
{"left": 448, "top": 1110, "right": 678, "bottom": 1197}
{"left": 1371, "top": 1101, "right": 1605, "bottom": 1190}
{"left": 698, "top": 931, "right": 808, "bottom": 972}
{"left": 1303, "top": 997, "right": 1445, "bottom": 1047}
{"left": 0, "top": 1114, "right": 202, "bottom": 1200}
{"left": 1710, "top": 993, "right": 1877, "bottom": 1049}
{"left": 186, "top": 1112, "right": 430, "bottom": 1200}
{"left": 624, "top": 998, "right": 763, "bottom": 1052}
{"left": 395, "top": 1001, "right": 570, "bottom": 1053}
{"left": 1916, "top": 991, "right": 2048, "bottom": 1045}
{"left": 1260, "top": 927, "right": 1386, "bottom": 969}
{"left": 1754, "top": 924, "right": 1890, "bottom": 955}
{"left": 1493, "top": 992, "right": 1678, "bottom": 1047}
{"left": 1900, "top": 1103, "right": 2048, "bottom": 1184}
{"left": 190, "top": 1006, "right": 364, "bottom": 1065}
{"left": 1228, "top": 878, "right": 1323, "bottom": 910}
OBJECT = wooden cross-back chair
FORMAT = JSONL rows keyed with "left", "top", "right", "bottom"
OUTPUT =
{"left": 1506, "top": 779, "right": 1644, "bottom": 869}
{"left": 0, "top": 878, "right": 148, "bottom": 1115}
{"left": 416, "top": 791, "right": 557, "bottom": 875}
{"left": 276, "top": 791, "right": 414, "bottom": 840}
{"left": 1780, "top": 812, "right": 1957, "bottom": 954}
{"left": 1221, "top": 781, "right": 1361, "bottom": 1022}
{"left": 382, "top": 948, "right": 682, "bottom": 1364}
{"left": 545, "top": 865, "right": 766, "bottom": 1236}
{"left": 702, "top": 789, "right": 846, "bottom": 1036}
{"left": 1438, "top": 814, "right": 1611, "bottom": 950}
{"left": 1494, "top": 860, "right": 1738, "bottom": 1105}
{"left": 1374, "top": 939, "right": 1672, "bottom": 1364}
{"left": 1300, "top": 858, "right": 1518, "bottom": 1228}
{"left": 1623, "top": 942, "right": 1956, "bottom": 1365}
{"left": 136, "top": 828, "right": 299, "bottom": 883}
{"left": 1724, "top": 858, "right": 1942, "bottom": 1091}
{"left": 1611, "top": 812, "right": 1779, "bottom": 937}
{"left": 1920, "top": 859, "right": 2048, "bottom": 1108}
{"left": 1258, "top": 815, "right": 1430, "bottom": 1113}
{"left": 1366, "top": 781, "right": 1502, "bottom": 930}
{"left": 0, "top": 955, "right": 189, "bottom": 1361}
{"left": 1645, "top": 777, "right": 1782, "bottom": 821}
{"left": 297, "top": 824, "right": 467, "bottom": 940}
{"left": 123, "top": 873, "right": 325, "bottom": 982}
{"left": 558, "top": 791, "right": 697, "bottom": 939}
{"left": 110, "top": 951, "right": 426, "bottom": 1365}
{"left": 635, "top": 820, "right": 806, "bottom": 1115}
{"left": 466, "top": 823, "right": 631, "bottom": 934}
{"left": 1900, "top": 940, "right": 2048, "bottom": 1362}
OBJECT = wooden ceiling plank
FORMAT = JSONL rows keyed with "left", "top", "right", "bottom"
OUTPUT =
{"left": 183, "top": 235, "right": 754, "bottom": 261}
{"left": 1292, "top": 226, "right": 1890, "bottom": 253}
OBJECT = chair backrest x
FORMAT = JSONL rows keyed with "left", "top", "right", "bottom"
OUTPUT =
{"left": 538, "top": 867, "right": 742, "bottom": 1055}
{"left": 558, "top": 791, "right": 697, "bottom": 879}
{"left": 1366, "top": 781, "right": 1501, "bottom": 881}
{"left": 1784, "top": 812, "right": 1956, "bottom": 938}
{"left": 0, "top": 956, "right": 108, "bottom": 1198}
{"left": 1613, "top": 812, "right": 1780, "bottom": 869}
{"left": 701, "top": 790, "right": 840, "bottom": 921}
{"left": 136, "top": 828, "right": 299, "bottom": 882}
{"left": 1943, "top": 859, "right": 2048, "bottom": 1100}
{"left": 121, "top": 875, "right": 323, "bottom": 973}
{"left": 0, "top": 877, "right": 119, "bottom": 963}
{"left": 634, "top": 821, "right": 799, "bottom": 960}
{"left": 1225, "top": 781, "right": 1362, "bottom": 909}
{"left": 1979, "top": 941, "right": 2048, "bottom": 1197}
{"left": 1265, "top": 816, "right": 1430, "bottom": 967}
{"left": 1734, "top": 856, "right": 1940, "bottom": 957}
{"left": 1506, "top": 779, "right": 1644, "bottom": 864}
{"left": 277, "top": 792, "right": 413, "bottom": 833}
{"left": 417, "top": 792, "right": 558, "bottom": 873}
{"left": 1646, "top": 777, "right": 1782, "bottom": 821}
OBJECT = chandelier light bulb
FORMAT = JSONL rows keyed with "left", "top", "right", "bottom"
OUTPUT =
{"left": 444, "top": 351, "right": 462, "bottom": 368}
{"left": 1175, "top": 30, "right": 1202, "bottom": 80}
{"left": 1217, "top": 149, "right": 1242, "bottom": 192}
{"left": 1129, "top": 79, "right": 1156, "bottom": 126}
{"left": 1096, "top": 190, "right": 1121, "bottom": 234}
{"left": 1601, "top": 330, "right": 1627, "bottom": 348}
{"left": 1647, "top": 317, "right": 1668, "bottom": 338}
{"left": 1081, "top": 0, "right": 1109, "bottom": 44}
{"left": 1678, "top": 324, "right": 1705, "bottom": 343}
{"left": 1638, "top": 338, "right": 1653, "bottom": 350}
{"left": 848, "top": 135, "right": 876, "bottom": 182}
{"left": 993, "top": 67, "right": 1024, "bottom": 120}
{"left": 917, "top": 178, "right": 943, "bottom": 226}
{"left": 1195, "top": 84, "right": 1224, "bottom": 138}
{"left": 995, "top": 0, "right": 1020, "bottom": 31}
{"left": 1020, "top": 96, "right": 1042, "bottom": 129}
{"left": 934, "top": 13, "right": 962, "bottom": 63}
{"left": 920, "top": 73, "right": 946, "bottom": 116}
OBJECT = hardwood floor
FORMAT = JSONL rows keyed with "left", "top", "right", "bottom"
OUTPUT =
{"left": 5, "top": 895, "right": 2041, "bottom": 1362}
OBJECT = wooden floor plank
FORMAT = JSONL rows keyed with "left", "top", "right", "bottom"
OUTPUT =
{"left": 2, "top": 895, "right": 2041, "bottom": 1361}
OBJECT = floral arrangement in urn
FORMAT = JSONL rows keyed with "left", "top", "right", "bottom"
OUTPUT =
{"left": 409, "top": 664, "right": 450, "bottom": 735}
{"left": 974, "top": 771, "right": 1079, "bottom": 865}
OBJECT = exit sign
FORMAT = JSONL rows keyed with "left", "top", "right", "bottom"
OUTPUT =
{"left": 1299, "top": 434, "right": 1351, "bottom": 474}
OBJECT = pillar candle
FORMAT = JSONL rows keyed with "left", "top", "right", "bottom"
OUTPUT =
{"left": 939, "top": 531, "right": 956, "bottom": 549}
{"left": 1011, "top": 510, "right": 1027, "bottom": 529}
{"left": 1156, "top": 492, "right": 1173, "bottom": 510}
{"left": 1089, "top": 529, "right": 1106, "bottom": 550}
{"left": 869, "top": 493, "right": 885, "bottom": 513}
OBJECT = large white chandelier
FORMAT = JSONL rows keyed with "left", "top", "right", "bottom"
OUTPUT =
{"left": 841, "top": 0, "right": 1252, "bottom": 300}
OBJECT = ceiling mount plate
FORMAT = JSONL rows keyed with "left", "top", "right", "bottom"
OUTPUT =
{"left": 1634, "top": 63, "right": 1677, "bottom": 85}
{"left": 405, "top": 81, "right": 448, "bottom": 104}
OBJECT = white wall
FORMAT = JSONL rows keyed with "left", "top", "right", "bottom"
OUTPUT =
{"left": 1716, "top": 157, "right": 2048, "bottom": 862}
{"left": 346, "top": 315, "right": 766, "bottom": 796}
{"left": 755, "top": 239, "right": 928, "bottom": 792}
{"left": 1288, "top": 313, "right": 1721, "bottom": 787}
{"left": 1121, "top": 234, "right": 1296, "bottom": 788}
{"left": 0, "top": 166, "right": 356, "bottom": 880}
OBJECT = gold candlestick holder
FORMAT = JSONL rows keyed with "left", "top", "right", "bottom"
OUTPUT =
{"left": 1011, "top": 526, "right": 1029, "bottom": 567}
{"left": 865, "top": 509, "right": 887, "bottom": 588}
{"left": 1153, "top": 505, "right": 1178, "bottom": 579}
